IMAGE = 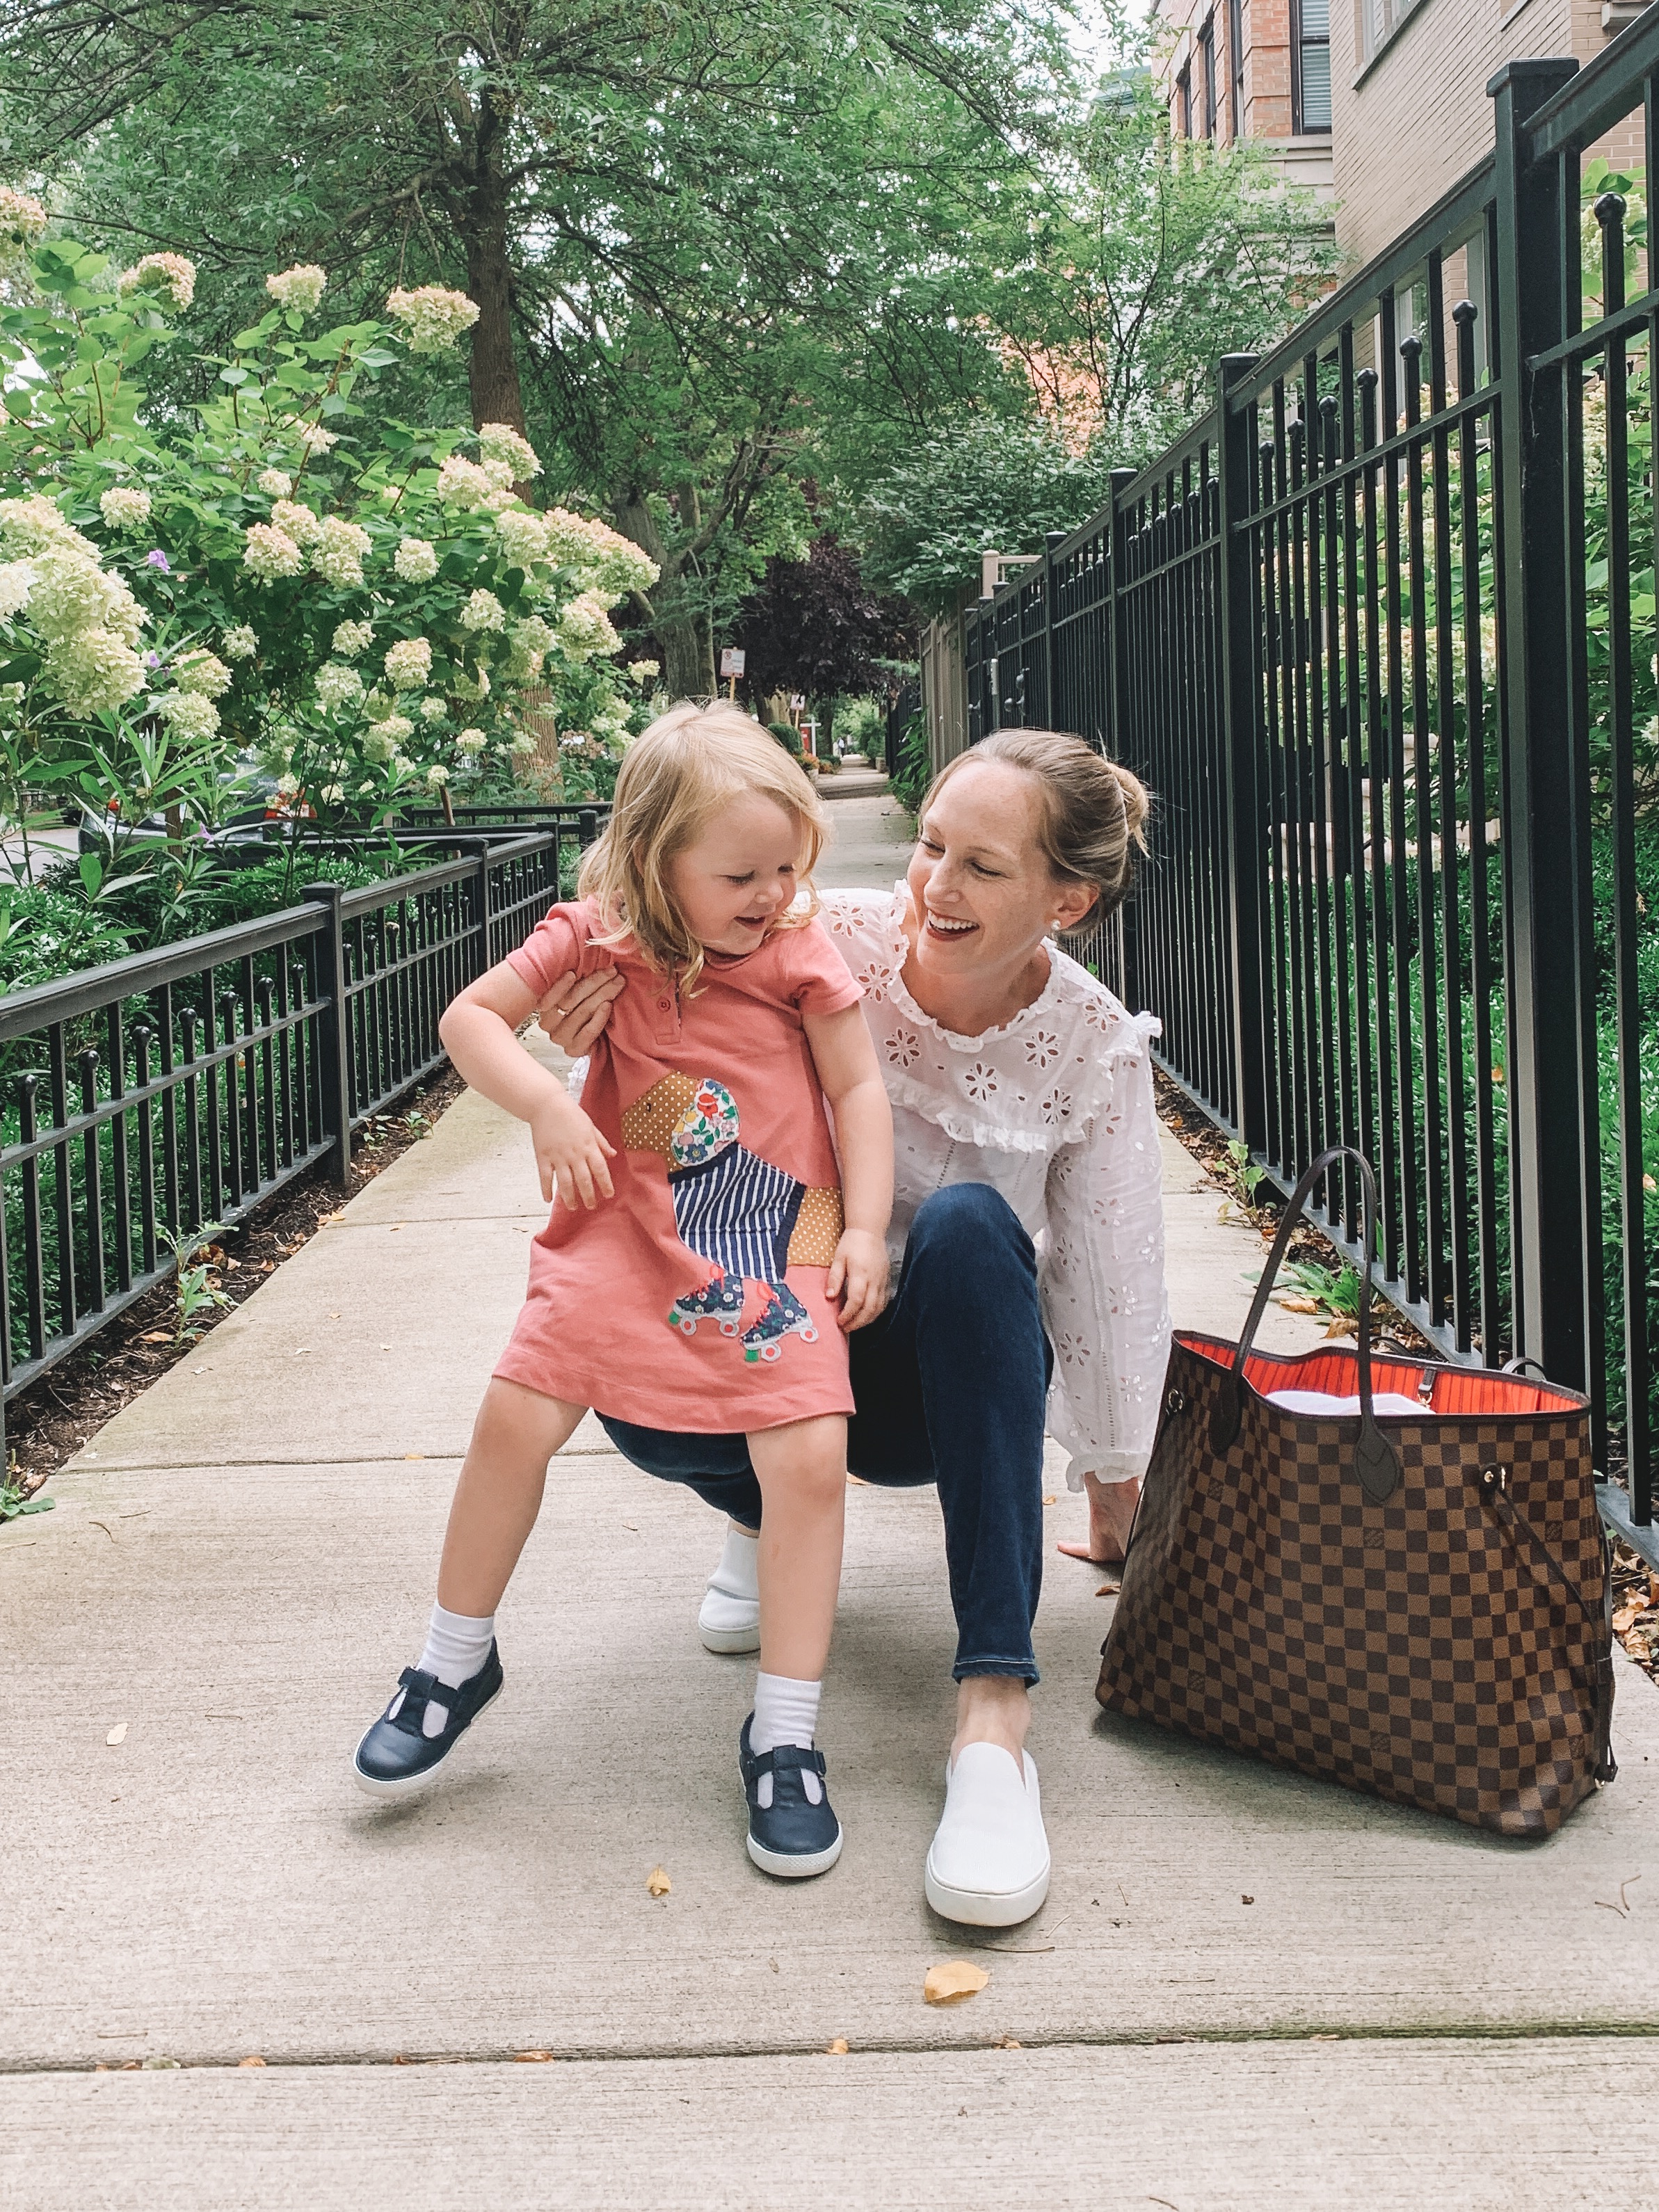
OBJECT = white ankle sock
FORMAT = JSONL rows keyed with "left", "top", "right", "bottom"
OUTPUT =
{"left": 390, "top": 1603, "right": 495, "bottom": 1739}
{"left": 707, "top": 1523, "right": 760, "bottom": 1601}
{"left": 751, "top": 1671, "right": 823, "bottom": 1807}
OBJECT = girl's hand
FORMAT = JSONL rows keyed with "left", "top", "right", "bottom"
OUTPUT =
{"left": 530, "top": 1092, "right": 617, "bottom": 1210}
{"left": 826, "top": 1228, "right": 890, "bottom": 1331}
{"left": 536, "top": 967, "right": 624, "bottom": 1056}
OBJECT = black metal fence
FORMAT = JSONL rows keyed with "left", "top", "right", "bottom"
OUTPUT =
{"left": 0, "top": 816, "right": 606, "bottom": 1449}
{"left": 961, "top": 22, "right": 1659, "bottom": 1537}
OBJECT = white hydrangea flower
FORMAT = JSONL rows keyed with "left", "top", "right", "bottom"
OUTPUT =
{"left": 174, "top": 649, "right": 232, "bottom": 699}
{"left": 310, "top": 515, "right": 371, "bottom": 588}
{"left": 99, "top": 486, "right": 152, "bottom": 531}
{"left": 0, "top": 493, "right": 97, "bottom": 561}
{"left": 44, "top": 628, "right": 147, "bottom": 716}
{"left": 275, "top": 772, "right": 300, "bottom": 798}
{"left": 269, "top": 498, "right": 321, "bottom": 546}
{"left": 116, "top": 251, "right": 196, "bottom": 310}
{"left": 493, "top": 508, "right": 547, "bottom": 568}
{"left": 265, "top": 264, "right": 327, "bottom": 314}
{"left": 453, "top": 664, "right": 490, "bottom": 700}
{"left": 628, "top": 658, "right": 659, "bottom": 682}
{"left": 315, "top": 662, "right": 365, "bottom": 715}
{"left": 456, "top": 726, "right": 487, "bottom": 754}
{"left": 319, "top": 783, "right": 345, "bottom": 804}
{"left": 222, "top": 624, "right": 259, "bottom": 660}
{"left": 0, "top": 186, "right": 48, "bottom": 266}
{"left": 556, "top": 590, "right": 622, "bottom": 662}
{"left": 477, "top": 423, "right": 540, "bottom": 480}
{"left": 393, "top": 536, "right": 438, "bottom": 583}
{"left": 28, "top": 546, "right": 145, "bottom": 646}
{"left": 155, "top": 689, "right": 220, "bottom": 742}
{"left": 0, "top": 561, "right": 35, "bottom": 620}
{"left": 540, "top": 508, "right": 659, "bottom": 597}
{"left": 383, "top": 636, "right": 432, "bottom": 691}
{"left": 257, "top": 469, "right": 294, "bottom": 499}
{"left": 479, "top": 456, "right": 515, "bottom": 492}
{"left": 461, "top": 588, "right": 505, "bottom": 632}
{"left": 386, "top": 284, "right": 481, "bottom": 355}
{"left": 283, "top": 417, "right": 338, "bottom": 455}
{"left": 243, "top": 522, "right": 305, "bottom": 582}
{"left": 357, "top": 778, "right": 378, "bottom": 795}
{"left": 425, "top": 762, "right": 451, "bottom": 786}
{"left": 434, "top": 454, "right": 493, "bottom": 509}
{"left": 332, "top": 618, "right": 374, "bottom": 658}
{"left": 364, "top": 713, "right": 415, "bottom": 762}
{"left": 510, "top": 731, "right": 536, "bottom": 753}
{"left": 419, "top": 696, "right": 448, "bottom": 721}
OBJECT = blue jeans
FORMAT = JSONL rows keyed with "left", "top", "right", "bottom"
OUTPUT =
{"left": 600, "top": 1183, "right": 1049, "bottom": 1682}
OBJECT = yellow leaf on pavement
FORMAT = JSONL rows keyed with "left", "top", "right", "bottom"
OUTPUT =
{"left": 924, "top": 1960, "right": 989, "bottom": 2005}
{"left": 826, "top": 2037, "right": 849, "bottom": 2054}
{"left": 105, "top": 1722, "right": 127, "bottom": 1747}
{"left": 647, "top": 1865, "right": 671, "bottom": 1898}
{"left": 237, "top": 2055, "right": 266, "bottom": 2068}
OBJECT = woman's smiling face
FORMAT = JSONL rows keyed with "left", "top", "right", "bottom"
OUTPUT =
{"left": 906, "top": 758, "right": 1097, "bottom": 986}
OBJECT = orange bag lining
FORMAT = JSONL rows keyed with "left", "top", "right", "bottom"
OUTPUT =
{"left": 1182, "top": 1335, "right": 1582, "bottom": 1416}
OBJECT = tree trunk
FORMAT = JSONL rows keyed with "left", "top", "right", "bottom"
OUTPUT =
{"left": 614, "top": 483, "right": 717, "bottom": 699}
{"left": 464, "top": 83, "right": 527, "bottom": 435}
{"left": 659, "top": 614, "right": 716, "bottom": 700}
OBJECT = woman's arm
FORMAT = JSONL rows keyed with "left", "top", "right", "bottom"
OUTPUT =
{"left": 802, "top": 1002, "right": 894, "bottom": 1331}
{"left": 1042, "top": 1036, "right": 1171, "bottom": 1484}
{"left": 440, "top": 962, "right": 617, "bottom": 1210}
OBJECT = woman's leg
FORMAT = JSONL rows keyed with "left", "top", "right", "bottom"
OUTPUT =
{"left": 1055, "top": 1470, "right": 1142, "bottom": 1565}
{"left": 437, "top": 1378, "right": 588, "bottom": 1617}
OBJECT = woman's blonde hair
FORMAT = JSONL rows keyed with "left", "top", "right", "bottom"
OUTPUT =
{"left": 577, "top": 700, "right": 827, "bottom": 990}
{"left": 924, "top": 728, "right": 1151, "bottom": 933}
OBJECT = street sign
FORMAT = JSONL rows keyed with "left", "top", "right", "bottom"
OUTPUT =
{"left": 719, "top": 647, "right": 746, "bottom": 678}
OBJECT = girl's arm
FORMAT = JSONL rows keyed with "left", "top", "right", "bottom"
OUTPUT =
{"left": 439, "top": 961, "right": 616, "bottom": 1210}
{"left": 803, "top": 1003, "right": 894, "bottom": 1331}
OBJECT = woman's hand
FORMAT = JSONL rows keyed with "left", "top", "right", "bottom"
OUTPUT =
{"left": 826, "top": 1228, "right": 890, "bottom": 1331}
{"left": 536, "top": 967, "right": 624, "bottom": 1056}
{"left": 529, "top": 1091, "right": 617, "bottom": 1211}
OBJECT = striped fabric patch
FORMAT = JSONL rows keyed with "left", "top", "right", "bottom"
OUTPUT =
{"left": 670, "top": 1144, "right": 804, "bottom": 1284}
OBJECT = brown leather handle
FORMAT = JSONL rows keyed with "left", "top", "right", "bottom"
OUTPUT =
{"left": 1210, "top": 1145, "right": 1400, "bottom": 1505}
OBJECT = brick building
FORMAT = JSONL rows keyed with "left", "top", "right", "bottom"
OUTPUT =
{"left": 1156, "top": 3, "right": 1645, "bottom": 266}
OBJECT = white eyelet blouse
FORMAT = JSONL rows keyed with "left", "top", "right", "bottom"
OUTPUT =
{"left": 821, "top": 885, "right": 1171, "bottom": 1490}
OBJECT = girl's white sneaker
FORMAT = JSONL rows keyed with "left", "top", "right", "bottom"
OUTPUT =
{"left": 924, "top": 1744, "right": 1051, "bottom": 1927}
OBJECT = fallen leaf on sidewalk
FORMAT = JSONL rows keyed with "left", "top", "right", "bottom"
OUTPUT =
{"left": 1279, "top": 1296, "right": 1320, "bottom": 1313}
{"left": 647, "top": 1866, "right": 671, "bottom": 1898}
{"left": 1096, "top": 1581, "right": 1121, "bottom": 1597}
{"left": 403, "top": 1454, "right": 424, "bottom": 1461}
{"left": 997, "top": 2036, "right": 1022, "bottom": 2050}
{"left": 924, "top": 1961, "right": 989, "bottom": 2006}
{"left": 825, "top": 2037, "right": 849, "bottom": 2055}
{"left": 847, "top": 1474, "right": 869, "bottom": 1486}
{"left": 1614, "top": 1601, "right": 1644, "bottom": 1633}
{"left": 238, "top": 2055, "right": 266, "bottom": 2068}
{"left": 514, "top": 2051, "right": 555, "bottom": 2062}
{"left": 1041, "top": 1493, "right": 1057, "bottom": 1505}
{"left": 105, "top": 1722, "right": 127, "bottom": 1746}
{"left": 141, "top": 1330, "right": 170, "bottom": 1343}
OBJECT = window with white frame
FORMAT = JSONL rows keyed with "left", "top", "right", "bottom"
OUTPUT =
{"left": 1359, "top": 0, "right": 1424, "bottom": 66}
{"left": 1295, "top": 0, "right": 1331, "bottom": 133}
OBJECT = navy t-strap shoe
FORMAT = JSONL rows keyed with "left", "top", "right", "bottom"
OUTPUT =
{"left": 739, "top": 1713, "right": 843, "bottom": 1877}
{"left": 352, "top": 1644, "right": 504, "bottom": 1799}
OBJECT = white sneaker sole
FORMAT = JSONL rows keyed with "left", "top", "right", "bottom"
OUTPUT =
{"left": 351, "top": 1680, "right": 502, "bottom": 1802}
{"left": 747, "top": 1824, "right": 844, "bottom": 1880}
{"left": 700, "top": 1617, "right": 762, "bottom": 1654}
{"left": 923, "top": 1849, "right": 1050, "bottom": 1928}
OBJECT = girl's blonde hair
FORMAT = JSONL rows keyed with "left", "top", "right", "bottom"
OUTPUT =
{"left": 577, "top": 700, "right": 827, "bottom": 991}
{"left": 924, "top": 728, "right": 1151, "bottom": 933}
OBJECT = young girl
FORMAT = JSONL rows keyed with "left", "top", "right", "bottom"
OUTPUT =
{"left": 353, "top": 703, "right": 893, "bottom": 1879}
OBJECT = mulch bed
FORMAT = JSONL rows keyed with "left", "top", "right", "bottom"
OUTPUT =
{"left": 1154, "top": 1069, "right": 1659, "bottom": 1688}
{"left": 4, "top": 1065, "right": 464, "bottom": 1509}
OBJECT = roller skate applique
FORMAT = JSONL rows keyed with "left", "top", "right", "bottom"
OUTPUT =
{"left": 622, "top": 1072, "right": 843, "bottom": 1365}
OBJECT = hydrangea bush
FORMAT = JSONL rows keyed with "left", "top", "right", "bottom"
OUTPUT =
{"left": 0, "top": 216, "right": 657, "bottom": 893}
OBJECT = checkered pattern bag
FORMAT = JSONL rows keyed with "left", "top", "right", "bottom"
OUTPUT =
{"left": 1097, "top": 1146, "right": 1617, "bottom": 1836}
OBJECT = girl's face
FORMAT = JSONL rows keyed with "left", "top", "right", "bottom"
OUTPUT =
{"left": 907, "top": 758, "right": 1097, "bottom": 984}
{"left": 666, "top": 790, "right": 808, "bottom": 954}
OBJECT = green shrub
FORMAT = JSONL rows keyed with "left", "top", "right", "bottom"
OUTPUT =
{"left": 768, "top": 721, "right": 803, "bottom": 755}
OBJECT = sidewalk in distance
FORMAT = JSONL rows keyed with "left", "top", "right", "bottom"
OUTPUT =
{"left": 1, "top": 1024, "right": 1653, "bottom": 2202}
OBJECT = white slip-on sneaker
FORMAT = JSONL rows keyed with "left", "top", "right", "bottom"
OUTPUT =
{"left": 698, "top": 1526, "right": 762, "bottom": 1654}
{"left": 924, "top": 1743, "right": 1051, "bottom": 1928}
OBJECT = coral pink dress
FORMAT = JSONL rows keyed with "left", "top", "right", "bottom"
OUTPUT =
{"left": 496, "top": 898, "right": 863, "bottom": 1432}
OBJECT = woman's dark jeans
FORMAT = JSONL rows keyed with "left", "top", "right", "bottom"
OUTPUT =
{"left": 600, "top": 1183, "right": 1049, "bottom": 1682}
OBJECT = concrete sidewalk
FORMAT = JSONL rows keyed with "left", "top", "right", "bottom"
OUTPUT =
{"left": 2, "top": 1026, "right": 1656, "bottom": 2207}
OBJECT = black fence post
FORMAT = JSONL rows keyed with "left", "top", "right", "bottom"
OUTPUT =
{"left": 1215, "top": 353, "right": 1267, "bottom": 1155}
{"left": 1043, "top": 529, "right": 1065, "bottom": 729}
{"left": 462, "top": 837, "right": 494, "bottom": 981}
{"left": 1490, "top": 57, "right": 1594, "bottom": 1393}
{"left": 1107, "top": 468, "right": 1139, "bottom": 1008}
{"left": 307, "top": 882, "right": 353, "bottom": 1192}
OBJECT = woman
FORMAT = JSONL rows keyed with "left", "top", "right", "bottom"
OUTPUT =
{"left": 537, "top": 728, "right": 1171, "bottom": 1926}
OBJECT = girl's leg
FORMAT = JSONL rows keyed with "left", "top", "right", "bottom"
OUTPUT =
{"left": 438, "top": 1377, "right": 588, "bottom": 1616}
{"left": 746, "top": 1413, "right": 847, "bottom": 1683}
{"left": 353, "top": 1379, "right": 584, "bottom": 1799}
